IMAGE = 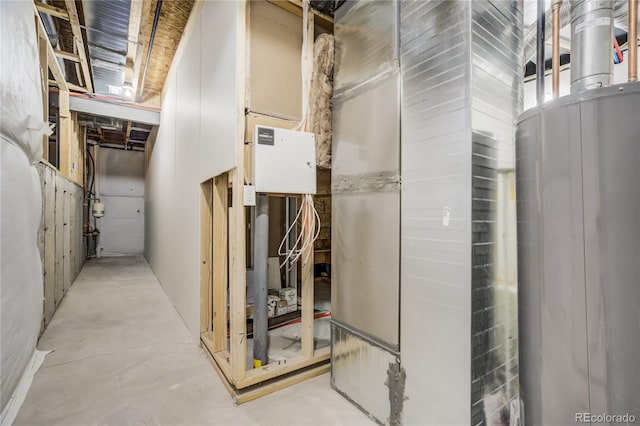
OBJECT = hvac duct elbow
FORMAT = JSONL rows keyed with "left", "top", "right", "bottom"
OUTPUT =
{"left": 570, "top": 0, "right": 615, "bottom": 93}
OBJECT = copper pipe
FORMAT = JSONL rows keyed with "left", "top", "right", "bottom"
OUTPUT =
{"left": 630, "top": 0, "right": 638, "bottom": 82}
{"left": 552, "top": 2, "right": 562, "bottom": 98}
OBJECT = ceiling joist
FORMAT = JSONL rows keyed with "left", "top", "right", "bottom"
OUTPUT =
{"left": 129, "top": 0, "right": 153, "bottom": 98}
{"left": 34, "top": 4, "right": 69, "bottom": 92}
{"left": 35, "top": 2, "right": 70, "bottom": 21}
{"left": 55, "top": 49, "right": 81, "bottom": 62}
{"left": 64, "top": 0, "right": 93, "bottom": 93}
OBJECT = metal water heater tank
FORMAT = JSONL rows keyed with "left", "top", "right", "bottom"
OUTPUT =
{"left": 516, "top": 83, "right": 640, "bottom": 424}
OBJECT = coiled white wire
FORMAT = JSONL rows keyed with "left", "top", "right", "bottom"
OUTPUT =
{"left": 278, "top": 194, "right": 320, "bottom": 270}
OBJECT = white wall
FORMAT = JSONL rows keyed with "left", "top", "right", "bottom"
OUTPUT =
{"left": 145, "top": 1, "right": 239, "bottom": 340}
{"left": 0, "top": 0, "right": 48, "bottom": 414}
{"left": 96, "top": 148, "right": 145, "bottom": 256}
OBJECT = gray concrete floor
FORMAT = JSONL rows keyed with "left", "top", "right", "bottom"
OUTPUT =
{"left": 15, "top": 256, "right": 372, "bottom": 426}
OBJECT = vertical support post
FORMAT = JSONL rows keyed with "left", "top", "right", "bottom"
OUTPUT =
{"left": 213, "top": 173, "right": 229, "bottom": 351}
{"left": 629, "top": 0, "right": 638, "bottom": 82}
{"left": 200, "top": 179, "right": 213, "bottom": 334}
{"left": 552, "top": 0, "right": 562, "bottom": 99}
{"left": 230, "top": 0, "right": 248, "bottom": 383}
{"left": 301, "top": 202, "right": 314, "bottom": 359}
{"left": 37, "top": 24, "right": 49, "bottom": 161}
{"left": 253, "top": 194, "right": 269, "bottom": 367}
{"left": 286, "top": 197, "right": 298, "bottom": 287}
{"left": 58, "top": 90, "right": 72, "bottom": 177}
{"left": 536, "top": 0, "right": 546, "bottom": 105}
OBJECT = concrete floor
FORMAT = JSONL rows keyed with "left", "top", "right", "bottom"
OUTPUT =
{"left": 15, "top": 256, "right": 372, "bottom": 426}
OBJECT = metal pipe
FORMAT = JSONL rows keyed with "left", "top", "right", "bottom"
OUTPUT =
{"left": 137, "top": 0, "right": 162, "bottom": 102}
{"left": 286, "top": 197, "right": 298, "bottom": 288}
{"left": 570, "top": 0, "right": 615, "bottom": 93}
{"left": 537, "top": 0, "right": 546, "bottom": 104}
{"left": 630, "top": 0, "right": 638, "bottom": 81}
{"left": 553, "top": 0, "right": 562, "bottom": 99}
{"left": 253, "top": 194, "right": 269, "bottom": 368}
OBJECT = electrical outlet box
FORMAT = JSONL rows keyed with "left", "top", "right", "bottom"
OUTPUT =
{"left": 243, "top": 185, "right": 256, "bottom": 206}
{"left": 253, "top": 126, "right": 316, "bottom": 194}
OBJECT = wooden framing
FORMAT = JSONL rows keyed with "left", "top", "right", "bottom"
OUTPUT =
{"left": 198, "top": 0, "right": 332, "bottom": 402}
{"left": 35, "top": 2, "right": 70, "bottom": 21}
{"left": 64, "top": 0, "right": 93, "bottom": 93}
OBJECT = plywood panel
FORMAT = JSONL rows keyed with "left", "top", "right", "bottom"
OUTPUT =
{"left": 43, "top": 166, "right": 56, "bottom": 326}
{"left": 63, "top": 179, "right": 71, "bottom": 294}
{"left": 54, "top": 176, "right": 64, "bottom": 306}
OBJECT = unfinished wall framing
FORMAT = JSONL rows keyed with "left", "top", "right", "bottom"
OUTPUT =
{"left": 199, "top": 0, "right": 334, "bottom": 402}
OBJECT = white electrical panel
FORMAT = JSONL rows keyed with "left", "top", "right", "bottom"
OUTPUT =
{"left": 253, "top": 126, "right": 316, "bottom": 194}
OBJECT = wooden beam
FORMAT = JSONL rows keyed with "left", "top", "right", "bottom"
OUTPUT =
{"left": 34, "top": 5, "right": 69, "bottom": 92}
{"left": 200, "top": 179, "right": 214, "bottom": 334}
{"left": 300, "top": 11, "right": 315, "bottom": 359}
{"left": 49, "top": 80, "right": 88, "bottom": 93}
{"left": 35, "top": 2, "right": 70, "bottom": 21}
{"left": 125, "top": 0, "right": 148, "bottom": 90}
{"left": 268, "top": 0, "right": 333, "bottom": 31}
{"left": 64, "top": 0, "right": 93, "bottom": 93}
{"left": 229, "top": 0, "right": 249, "bottom": 384}
{"left": 236, "top": 347, "right": 330, "bottom": 389}
{"left": 213, "top": 173, "right": 229, "bottom": 351}
{"left": 55, "top": 50, "right": 80, "bottom": 63}
{"left": 38, "top": 21, "right": 49, "bottom": 161}
{"left": 58, "top": 90, "right": 72, "bottom": 178}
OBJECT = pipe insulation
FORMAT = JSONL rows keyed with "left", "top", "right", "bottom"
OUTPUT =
{"left": 308, "top": 34, "right": 334, "bottom": 169}
{"left": 570, "top": 0, "right": 615, "bottom": 93}
{"left": 253, "top": 194, "right": 269, "bottom": 367}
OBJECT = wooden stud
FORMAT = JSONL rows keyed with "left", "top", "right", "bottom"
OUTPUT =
{"left": 300, "top": 10, "right": 315, "bottom": 360}
{"left": 38, "top": 23, "right": 49, "bottom": 161}
{"left": 229, "top": 0, "right": 249, "bottom": 384}
{"left": 35, "top": 2, "right": 70, "bottom": 20}
{"left": 213, "top": 173, "right": 229, "bottom": 351}
{"left": 64, "top": 0, "right": 93, "bottom": 93}
{"left": 58, "top": 90, "right": 72, "bottom": 178}
{"left": 34, "top": 5, "right": 69, "bottom": 92}
{"left": 54, "top": 50, "right": 81, "bottom": 63}
{"left": 200, "top": 179, "right": 214, "bottom": 333}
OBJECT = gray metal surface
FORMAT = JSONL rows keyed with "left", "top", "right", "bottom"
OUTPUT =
{"left": 331, "top": 323, "right": 399, "bottom": 425}
{"left": 516, "top": 83, "right": 640, "bottom": 425}
{"left": 332, "top": 75, "right": 400, "bottom": 177}
{"left": 253, "top": 194, "right": 268, "bottom": 366}
{"left": 400, "top": 1, "right": 522, "bottom": 424}
{"left": 331, "top": 191, "right": 400, "bottom": 348}
{"left": 83, "top": 0, "right": 131, "bottom": 96}
{"left": 333, "top": 0, "right": 398, "bottom": 94}
{"left": 331, "top": 0, "right": 400, "bottom": 350}
{"left": 570, "top": 0, "right": 614, "bottom": 93}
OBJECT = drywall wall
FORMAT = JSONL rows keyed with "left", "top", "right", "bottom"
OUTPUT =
{"left": 146, "top": 1, "right": 239, "bottom": 340}
{"left": 0, "top": 0, "right": 47, "bottom": 414}
{"left": 96, "top": 148, "right": 145, "bottom": 256}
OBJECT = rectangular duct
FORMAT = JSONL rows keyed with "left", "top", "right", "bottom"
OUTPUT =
{"left": 331, "top": 1, "right": 522, "bottom": 424}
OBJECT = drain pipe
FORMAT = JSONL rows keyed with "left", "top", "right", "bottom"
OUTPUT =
{"left": 253, "top": 194, "right": 269, "bottom": 368}
{"left": 630, "top": 0, "right": 638, "bottom": 82}
{"left": 537, "top": 0, "right": 546, "bottom": 104}
{"left": 137, "top": 0, "right": 162, "bottom": 102}
{"left": 570, "top": 0, "right": 615, "bottom": 93}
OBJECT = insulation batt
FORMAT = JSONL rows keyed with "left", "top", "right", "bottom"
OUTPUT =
{"left": 308, "top": 34, "right": 334, "bottom": 169}
{"left": 0, "top": 0, "right": 49, "bottom": 414}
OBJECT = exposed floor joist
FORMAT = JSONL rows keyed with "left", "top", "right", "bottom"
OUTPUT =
{"left": 35, "top": 2, "right": 69, "bottom": 20}
{"left": 64, "top": 0, "right": 93, "bottom": 92}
